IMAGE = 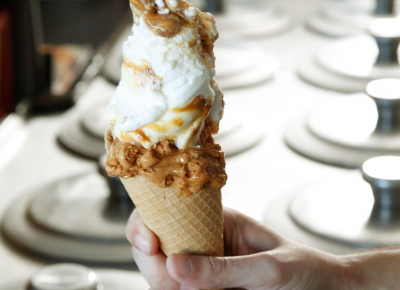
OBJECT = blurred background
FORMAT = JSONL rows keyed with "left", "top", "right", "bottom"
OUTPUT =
{"left": 1, "top": 0, "right": 400, "bottom": 288}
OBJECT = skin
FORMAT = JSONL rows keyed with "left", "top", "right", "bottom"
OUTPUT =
{"left": 126, "top": 207, "right": 400, "bottom": 290}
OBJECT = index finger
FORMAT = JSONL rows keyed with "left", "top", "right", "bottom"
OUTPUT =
{"left": 126, "top": 209, "right": 159, "bottom": 256}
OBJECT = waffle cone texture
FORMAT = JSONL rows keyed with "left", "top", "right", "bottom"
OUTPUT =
{"left": 121, "top": 176, "right": 224, "bottom": 257}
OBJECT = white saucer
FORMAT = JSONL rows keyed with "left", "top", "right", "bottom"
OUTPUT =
{"left": 215, "top": 103, "right": 264, "bottom": 157}
{"left": 285, "top": 95, "right": 400, "bottom": 168}
{"left": 2, "top": 173, "right": 134, "bottom": 264}
{"left": 58, "top": 107, "right": 106, "bottom": 160}
{"left": 1, "top": 269, "right": 149, "bottom": 290}
{"left": 215, "top": 35, "right": 280, "bottom": 90}
{"left": 298, "top": 53, "right": 370, "bottom": 93}
{"left": 263, "top": 180, "right": 360, "bottom": 255}
{"left": 307, "top": 12, "right": 368, "bottom": 37}
{"left": 308, "top": 94, "right": 400, "bottom": 151}
{"left": 289, "top": 177, "right": 400, "bottom": 248}
{"left": 188, "top": 0, "right": 292, "bottom": 38}
{"left": 307, "top": 0, "right": 397, "bottom": 37}
{"left": 27, "top": 173, "right": 128, "bottom": 241}
{"left": 317, "top": 34, "right": 400, "bottom": 80}
{"left": 299, "top": 33, "right": 400, "bottom": 92}
{"left": 263, "top": 173, "right": 400, "bottom": 255}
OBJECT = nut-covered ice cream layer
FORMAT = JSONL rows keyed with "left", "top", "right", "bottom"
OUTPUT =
{"left": 105, "top": 126, "right": 227, "bottom": 194}
{"left": 108, "top": 0, "right": 224, "bottom": 150}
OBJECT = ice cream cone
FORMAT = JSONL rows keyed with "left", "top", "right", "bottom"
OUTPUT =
{"left": 104, "top": 5, "right": 225, "bottom": 288}
{"left": 105, "top": 127, "right": 224, "bottom": 257}
{"left": 121, "top": 176, "right": 224, "bottom": 257}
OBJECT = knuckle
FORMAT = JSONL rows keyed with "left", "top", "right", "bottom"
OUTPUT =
{"left": 209, "top": 256, "right": 226, "bottom": 276}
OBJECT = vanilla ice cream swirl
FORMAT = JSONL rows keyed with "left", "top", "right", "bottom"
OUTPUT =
{"left": 108, "top": 0, "right": 224, "bottom": 149}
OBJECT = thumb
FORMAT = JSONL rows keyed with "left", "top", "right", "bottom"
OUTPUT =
{"left": 166, "top": 253, "right": 281, "bottom": 290}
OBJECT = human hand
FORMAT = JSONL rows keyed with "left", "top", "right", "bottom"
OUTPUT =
{"left": 126, "top": 207, "right": 345, "bottom": 290}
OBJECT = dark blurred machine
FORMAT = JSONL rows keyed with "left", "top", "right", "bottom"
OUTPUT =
{"left": 0, "top": 0, "right": 128, "bottom": 117}
{"left": 0, "top": 8, "right": 13, "bottom": 119}
{"left": 0, "top": 0, "right": 135, "bottom": 265}
{"left": 40, "top": 0, "right": 128, "bottom": 46}
{"left": 0, "top": 0, "right": 47, "bottom": 115}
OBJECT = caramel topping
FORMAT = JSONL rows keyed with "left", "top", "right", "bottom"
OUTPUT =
{"left": 119, "top": 96, "right": 212, "bottom": 145}
{"left": 134, "top": 129, "right": 151, "bottom": 142}
{"left": 144, "top": 123, "right": 164, "bottom": 132}
{"left": 173, "top": 95, "right": 211, "bottom": 113}
{"left": 129, "top": 0, "right": 153, "bottom": 12}
{"left": 138, "top": 151, "right": 159, "bottom": 169}
{"left": 143, "top": 11, "right": 182, "bottom": 38}
{"left": 123, "top": 57, "right": 160, "bottom": 80}
{"left": 171, "top": 117, "right": 184, "bottom": 127}
{"left": 105, "top": 125, "right": 227, "bottom": 195}
{"left": 120, "top": 131, "right": 135, "bottom": 142}
{"left": 129, "top": 0, "right": 218, "bottom": 60}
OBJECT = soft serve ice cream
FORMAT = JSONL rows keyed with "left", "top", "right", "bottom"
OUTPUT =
{"left": 106, "top": 0, "right": 226, "bottom": 195}
{"left": 108, "top": 0, "right": 224, "bottom": 150}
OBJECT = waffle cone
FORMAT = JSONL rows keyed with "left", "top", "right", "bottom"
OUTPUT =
{"left": 121, "top": 176, "right": 224, "bottom": 257}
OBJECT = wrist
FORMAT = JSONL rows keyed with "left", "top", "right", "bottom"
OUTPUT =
{"left": 300, "top": 248, "right": 355, "bottom": 290}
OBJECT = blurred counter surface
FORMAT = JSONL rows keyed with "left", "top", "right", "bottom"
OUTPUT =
{"left": 0, "top": 0, "right": 355, "bottom": 286}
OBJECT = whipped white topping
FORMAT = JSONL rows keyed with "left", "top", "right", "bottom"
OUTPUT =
{"left": 184, "top": 6, "right": 197, "bottom": 20}
{"left": 155, "top": 0, "right": 165, "bottom": 8}
{"left": 108, "top": 11, "right": 223, "bottom": 149}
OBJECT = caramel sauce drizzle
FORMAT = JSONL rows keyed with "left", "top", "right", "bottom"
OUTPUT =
{"left": 134, "top": 129, "right": 151, "bottom": 142}
{"left": 143, "top": 11, "right": 182, "bottom": 38}
{"left": 173, "top": 95, "right": 211, "bottom": 113}
{"left": 129, "top": 0, "right": 152, "bottom": 12}
{"left": 122, "top": 96, "right": 212, "bottom": 145}
{"left": 171, "top": 117, "right": 184, "bottom": 127}
{"left": 120, "top": 132, "right": 134, "bottom": 142}
{"left": 123, "top": 57, "right": 161, "bottom": 80}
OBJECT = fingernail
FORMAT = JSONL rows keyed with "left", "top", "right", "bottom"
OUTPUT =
{"left": 134, "top": 235, "right": 150, "bottom": 255}
{"left": 173, "top": 255, "right": 193, "bottom": 277}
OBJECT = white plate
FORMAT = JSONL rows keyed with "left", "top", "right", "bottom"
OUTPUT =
{"left": 317, "top": 35, "right": 400, "bottom": 80}
{"left": 1, "top": 269, "right": 149, "bottom": 290}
